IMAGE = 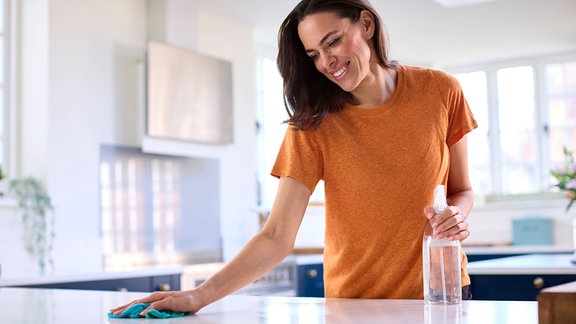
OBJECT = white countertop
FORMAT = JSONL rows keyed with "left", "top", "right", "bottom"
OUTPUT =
{"left": 0, "top": 287, "right": 538, "bottom": 324}
{"left": 463, "top": 245, "right": 573, "bottom": 255}
{"left": 468, "top": 253, "right": 576, "bottom": 275}
{"left": 0, "top": 266, "right": 182, "bottom": 286}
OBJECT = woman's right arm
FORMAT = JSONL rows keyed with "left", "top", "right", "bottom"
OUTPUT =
{"left": 109, "top": 176, "right": 311, "bottom": 316}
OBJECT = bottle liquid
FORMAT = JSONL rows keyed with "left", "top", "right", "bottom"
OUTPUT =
{"left": 422, "top": 185, "right": 462, "bottom": 304}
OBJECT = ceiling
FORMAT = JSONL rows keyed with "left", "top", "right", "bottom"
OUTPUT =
{"left": 194, "top": 0, "right": 576, "bottom": 67}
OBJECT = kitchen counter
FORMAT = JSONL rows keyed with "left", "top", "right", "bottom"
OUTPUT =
{"left": 468, "top": 253, "right": 576, "bottom": 275}
{"left": 0, "top": 266, "right": 182, "bottom": 286}
{"left": 0, "top": 266, "right": 183, "bottom": 292}
{"left": 0, "top": 287, "right": 538, "bottom": 323}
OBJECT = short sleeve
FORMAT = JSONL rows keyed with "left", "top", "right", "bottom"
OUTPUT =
{"left": 271, "top": 127, "right": 323, "bottom": 193}
{"left": 433, "top": 70, "right": 478, "bottom": 147}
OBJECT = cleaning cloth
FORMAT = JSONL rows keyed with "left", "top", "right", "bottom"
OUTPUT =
{"left": 107, "top": 303, "right": 188, "bottom": 319}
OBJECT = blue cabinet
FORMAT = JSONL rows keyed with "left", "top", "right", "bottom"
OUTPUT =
{"left": 17, "top": 277, "right": 151, "bottom": 291}
{"left": 467, "top": 254, "right": 576, "bottom": 301}
{"left": 470, "top": 274, "right": 576, "bottom": 300}
{"left": 294, "top": 255, "right": 324, "bottom": 297}
{"left": 3, "top": 273, "right": 181, "bottom": 292}
{"left": 296, "top": 263, "right": 324, "bottom": 297}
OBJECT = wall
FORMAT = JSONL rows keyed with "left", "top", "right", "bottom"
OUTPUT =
{"left": 144, "top": 0, "right": 260, "bottom": 262}
{"left": 0, "top": 0, "right": 258, "bottom": 278}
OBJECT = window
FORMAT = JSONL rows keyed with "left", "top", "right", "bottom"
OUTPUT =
{"left": 257, "top": 57, "right": 324, "bottom": 210}
{"left": 257, "top": 57, "right": 287, "bottom": 210}
{"left": 257, "top": 54, "right": 576, "bottom": 207}
{"left": 0, "top": 0, "right": 9, "bottom": 174}
{"left": 452, "top": 56, "right": 576, "bottom": 199}
{"left": 454, "top": 71, "right": 490, "bottom": 197}
{"left": 546, "top": 61, "right": 576, "bottom": 166}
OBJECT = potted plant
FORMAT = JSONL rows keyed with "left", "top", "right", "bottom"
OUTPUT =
{"left": 9, "top": 177, "right": 54, "bottom": 275}
{"left": 550, "top": 146, "right": 576, "bottom": 212}
{"left": 550, "top": 146, "right": 576, "bottom": 262}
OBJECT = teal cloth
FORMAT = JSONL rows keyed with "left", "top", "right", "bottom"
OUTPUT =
{"left": 108, "top": 303, "right": 188, "bottom": 319}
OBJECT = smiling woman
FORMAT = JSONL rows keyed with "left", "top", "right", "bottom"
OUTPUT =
{"left": 110, "top": 0, "right": 477, "bottom": 317}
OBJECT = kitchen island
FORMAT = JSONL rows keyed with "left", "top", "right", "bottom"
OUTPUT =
{"left": 0, "top": 287, "right": 537, "bottom": 323}
{"left": 468, "top": 253, "right": 576, "bottom": 300}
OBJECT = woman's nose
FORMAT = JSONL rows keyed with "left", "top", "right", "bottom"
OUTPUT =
{"left": 321, "top": 53, "right": 336, "bottom": 69}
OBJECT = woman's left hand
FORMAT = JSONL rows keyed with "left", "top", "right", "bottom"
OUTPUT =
{"left": 423, "top": 206, "right": 469, "bottom": 242}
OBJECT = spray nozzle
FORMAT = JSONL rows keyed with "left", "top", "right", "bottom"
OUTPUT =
{"left": 433, "top": 185, "right": 447, "bottom": 214}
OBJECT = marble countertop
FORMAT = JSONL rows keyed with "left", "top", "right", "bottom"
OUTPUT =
{"left": 0, "top": 287, "right": 538, "bottom": 324}
{"left": 468, "top": 253, "right": 576, "bottom": 275}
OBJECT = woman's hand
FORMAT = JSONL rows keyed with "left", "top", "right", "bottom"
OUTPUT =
{"left": 109, "top": 290, "right": 204, "bottom": 317}
{"left": 423, "top": 205, "right": 469, "bottom": 242}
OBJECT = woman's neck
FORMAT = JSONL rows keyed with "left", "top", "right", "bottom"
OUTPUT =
{"left": 350, "top": 65, "right": 397, "bottom": 109}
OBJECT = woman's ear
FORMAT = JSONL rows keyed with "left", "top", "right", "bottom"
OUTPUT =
{"left": 359, "top": 10, "right": 375, "bottom": 39}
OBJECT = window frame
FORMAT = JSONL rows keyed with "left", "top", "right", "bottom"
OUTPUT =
{"left": 446, "top": 53, "right": 576, "bottom": 199}
{"left": 1, "top": 0, "right": 16, "bottom": 178}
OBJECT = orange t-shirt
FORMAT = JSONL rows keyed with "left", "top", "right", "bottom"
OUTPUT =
{"left": 271, "top": 65, "right": 478, "bottom": 299}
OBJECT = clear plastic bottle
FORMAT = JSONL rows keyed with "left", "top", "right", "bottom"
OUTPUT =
{"left": 422, "top": 185, "right": 462, "bottom": 304}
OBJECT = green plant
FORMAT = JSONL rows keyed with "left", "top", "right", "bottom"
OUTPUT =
{"left": 550, "top": 146, "right": 576, "bottom": 212}
{"left": 9, "top": 177, "right": 54, "bottom": 275}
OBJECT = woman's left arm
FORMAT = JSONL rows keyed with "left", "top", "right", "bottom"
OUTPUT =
{"left": 425, "top": 135, "right": 474, "bottom": 242}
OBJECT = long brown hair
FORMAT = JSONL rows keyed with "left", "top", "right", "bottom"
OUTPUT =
{"left": 277, "top": 0, "right": 395, "bottom": 130}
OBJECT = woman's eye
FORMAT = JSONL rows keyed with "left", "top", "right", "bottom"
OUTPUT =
{"left": 309, "top": 53, "right": 319, "bottom": 61}
{"left": 328, "top": 37, "right": 340, "bottom": 47}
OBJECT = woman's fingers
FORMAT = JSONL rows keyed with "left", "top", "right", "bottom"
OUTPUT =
{"left": 109, "top": 292, "right": 170, "bottom": 315}
{"left": 433, "top": 207, "right": 468, "bottom": 240}
{"left": 141, "top": 291, "right": 200, "bottom": 316}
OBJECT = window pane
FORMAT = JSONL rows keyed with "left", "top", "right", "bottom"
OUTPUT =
{"left": 259, "top": 58, "right": 287, "bottom": 209}
{"left": 546, "top": 61, "right": 576, "bottom": 96}
{"left": 0, "top": 89, "right": 3, "bottom": 134}
{"left": 454, "top": 71, "right": 490, "bottom": 198}
{"left": 0, "top": 40, "right": 3, "bottom": 83}
{"left": 0, "top": 0, "right": 4, "bottom": 34}
{"left": 497, "top": 66, "right": 538, "bottom": 194}
{"left": 546, "top": 61, "right": 576, "bottom": 180}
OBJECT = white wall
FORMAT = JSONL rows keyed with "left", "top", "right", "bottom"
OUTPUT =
{"left": 0, "top": 0, "right": 258, "bottom": 278}
{"left": 143, "top": 0, "right": 260, "bottom": 261}
{"left": 195, "top": 12, "right": 260, "bottom": 261}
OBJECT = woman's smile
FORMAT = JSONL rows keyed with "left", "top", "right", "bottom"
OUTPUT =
{"left": 332, "top": 61, "right": 350, "bottom": 79}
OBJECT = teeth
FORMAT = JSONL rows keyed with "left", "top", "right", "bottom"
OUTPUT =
{"left": 333, "top": 63, "right": 348, "bottom": 78}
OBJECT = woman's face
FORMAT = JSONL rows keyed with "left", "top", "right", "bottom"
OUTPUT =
{"left": 297, "top": 10, "right": 374, "bottom": 93}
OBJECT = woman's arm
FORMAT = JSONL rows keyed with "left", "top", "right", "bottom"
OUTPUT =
{"left": 109, "top": 176, "right": 311, "bottom": 316}
{"left": 424, "top": 136, "right": 474, "bottom": 242}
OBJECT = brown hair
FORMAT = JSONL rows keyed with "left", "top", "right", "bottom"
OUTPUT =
{"left": 277, "top": 0, "right": 395, "bottom": 130}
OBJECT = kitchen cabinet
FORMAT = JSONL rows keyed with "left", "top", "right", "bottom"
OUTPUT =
{"left": 468, "top": 254, "right": 576, "bottom": 301}
{"left": 0, "top": 267, "right": 182, "bottom": 292}
{"left": 294, "top": 255, "right": 324, "bottom": 297}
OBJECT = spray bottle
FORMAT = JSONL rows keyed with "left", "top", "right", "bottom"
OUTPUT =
{"left": 422, "top": 185, "right": 462, "bottom": 304}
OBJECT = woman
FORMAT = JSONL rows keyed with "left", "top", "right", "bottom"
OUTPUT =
{"left": 110, "top": 0, "right": 476, "bottom": 316}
